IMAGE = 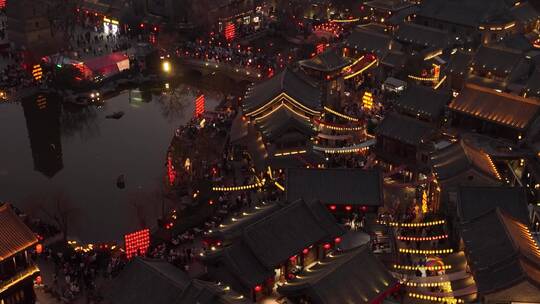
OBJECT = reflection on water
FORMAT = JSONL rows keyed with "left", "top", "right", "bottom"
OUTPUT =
{"left": 22, "top": 94, "right": 63, "bottom": 178}
{"left": 0, "top": 83, "right": 222, "bottom": 242}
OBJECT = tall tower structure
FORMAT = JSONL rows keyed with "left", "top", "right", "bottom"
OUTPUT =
{"left": 6, "top": 0, "right": 58, "bottom": 56}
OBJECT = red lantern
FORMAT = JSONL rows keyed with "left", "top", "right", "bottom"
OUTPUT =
{"left": 334, "top": 237, "right": 342, "bottom": 244}
{"left": 345, "top": 205, "right": 352, "bottom": 211}
{"left": 35, "top": 276, "right": 42, "bottom": 285}
{"left": 35, "top": 244, "right": 43, "bottom": 254}
{"left": 302, "top": 248, "right": 309, "bottom": 255}
{"left": 254, "top": 285, "right": 262, "bottom": 292}
{"left": 323, "top": 243, "right": 331, "bottom": 250}
{"left": 329, "top": 205, "right": 337, "bottom": 211}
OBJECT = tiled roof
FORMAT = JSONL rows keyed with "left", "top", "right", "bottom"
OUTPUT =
{"left": 285, "top": 168, "right": 383, "bottom": 206}
{"left": 431, "top": 140, "right": 501, "bottom": 181}
{"left": 471, "top": 45, "right": 523, "bottom": 74}
{"left": 344, "top": 28, "right": 393, "bottom": 57}
{"left": 510, "top": 2, "right": 540, "bottom": 24}
{"left": 460, "top": 208, "right": 540, "bottom": 294}
{"left": 448, "top": 83, "right": 540, "bottom": 130}
{"left": 417, "top": 0, "right": 510, "bottom": 27}
{"left": 394, "top": 84, "right": 451, "bottom": 121}
{"left": 204, "top": 200, "right": 344, "bottom": 290}
{"left": 277, "top": 245, "right": 397, "bottom": 304}
{"left": 103, "top": 257, "right": 191, "bottom": 304}
{"left": 243, "top": 200, "right": 344, "bottom": 268}
{"left": 375, "top": 112, "right": 434, "bottom": 145}
{"left": 0, "top": 204, "right": 38, "bottom": 261}
{"left": 299, "top": 49, "right": 351, "bottom": 72}
{"left": 255, "top": 105, "right": 314, "bottom": 142}
{"left": 242, "top": 68, "right": 322, "bottom": 115}
{"left": 395, "top": 23, "right": 453, "bottom": 48}
{"left": 457, "top": 186, "right": 529, "bottom": 223}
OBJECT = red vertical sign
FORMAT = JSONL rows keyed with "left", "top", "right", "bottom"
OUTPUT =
{"left": 195, "top": 94, "right": 205, "bottom": 117}
{"left": 316, "top": 43, "right": 325, "bottom": 54}
{"left": 124, "top": 229, "right": 150, "bottom": 259}
{"left": 166, "top": 154, "right": 176, "bottom": 186}
{"left": 224, "top": 23, "right": 236, "bottom": 41}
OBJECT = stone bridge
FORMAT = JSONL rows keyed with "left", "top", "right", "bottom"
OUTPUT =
{"left": 177, "top": 57, "right": 264, "bottom": 83}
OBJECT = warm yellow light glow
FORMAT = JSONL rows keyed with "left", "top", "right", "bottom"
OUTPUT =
{"left": 330, "top": 18, "right": 360, "bottom": 23}
{"left": 408, "top": 75, "right": 438, "bottom": 82}
{"left": 0, "top": 265, "right": 39, "bottom": 293}
{"left": 434, "top": 75, "right": 447, "bottom": 90}
{"left": 424, "top": 50, "right": 443, "bottom": 61}
{"left": 274, "top": 181, "right": 285, "bottom": 191}
{"left": 343, "top": 59, "right": 377, "bottom": 80}
{"left": 245, "top": 93, "right": 320, "bottom": 117}
{"left": 408, "top": 292, "right": 463, "bottom": 304}
{"left": 397, "top": 235, "right": 448, "bottom": 241}
{"left": 399, "top": 248, "right": 454, "bottom": 254}
{"left": 393, "top": 264, "right": 451, "bottom": 271}
{"left": 212, "top": 179, "right": 265, "bottom": 192}
{"left": 274, "top": 150, "right": 307, "bottom": 157}
{"left": 162, "top": 61, "right": 171, "bottom": 73}
{"left": 324, "top": 106, "right": 359, "bottom": 122}
{"left": 377, "top": 219, "right": 445, "bottom": 227}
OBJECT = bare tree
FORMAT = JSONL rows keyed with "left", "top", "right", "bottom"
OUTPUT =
{"left": 39, "top": 191, "right": 78, "bottom": 243}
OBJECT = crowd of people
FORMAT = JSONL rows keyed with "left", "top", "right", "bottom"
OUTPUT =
{"left": 175, "top": 39, "right": 297, "bottom": 77}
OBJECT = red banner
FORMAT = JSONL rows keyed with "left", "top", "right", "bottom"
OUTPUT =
{"left": 195, "top": 94, "right": 205, "bottom": 117}
{"left": 224, "top": 23, "right": 236, "bottom": 41}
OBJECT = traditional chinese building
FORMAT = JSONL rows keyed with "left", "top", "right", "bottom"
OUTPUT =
{"left": 393, "top": 84, "right": 452, "bottom": 124}
{"left": 343, "top": 25, "right": 395, "bottom": 59}
{"left": 103, "top": 257, "right": 252, "bottom": 304}
{"left": 242, "top": 68, "right": 323, "bottom": 121}
{"left": 430, "top": 139, "right": 502, "bottom": 213}
{"left": 253, "top": 104, "right": 324, "bottom": 169}
{"left": 285, "top": 168, "right": 383, "bottom": 214}
{"left": 363, "top": 0, "right": 415, "bottom": 26}
{"left": 277, "top": 245, "right": 399, "bottom": 304}
{"left": 451, "top": 186, "right": 529, "bottom": 247}
{"left": 374, "top": 112, "right": 436, "bottom": 176}
{"left": 444, "top": 50, "right": 472, "bottom": 90}
{"left": 0, "top": 203, "right": 39, "bottom": 304}
{"left": 298, "top": 48, "right": 350, "bottom": 109}
{"left": 415, "top": 0, "right": 520, "bottom": 46}
{"left": 394, "top": 22, "right": 457, "bottom": 51}
{"left": 448, "top": 83, "right": 540, "bottom": 143}
{"left": 468, "top": 45, "right": 529, "bottom": 91}
{"left": 460, "top": 208, "right": 540, "bottom": 304}
{"left": 6, "top": 0, "right": 59, "bottom": 56}
{"left": 202, "top": 199, "right": 344, "bottom": 301}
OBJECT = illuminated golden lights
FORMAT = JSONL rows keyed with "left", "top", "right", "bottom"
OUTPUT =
{"left": 0, "top": 265, "right": 40, "bottom": 293}
{"left": 212, "top": 179, "right": 266, "bottom": 192}
{"left": 399, "top": 248, "right": 454, "bottom": 254}
{"left": 323, "top": 106, "right": 359, "bottom": 122}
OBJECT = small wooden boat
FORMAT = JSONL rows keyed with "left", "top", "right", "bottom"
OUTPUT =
{"left": 117, "top": 174, "right": 126, "bottom": 189}
{"left": 106, "top": 111, "right": 125, "bottom": 119}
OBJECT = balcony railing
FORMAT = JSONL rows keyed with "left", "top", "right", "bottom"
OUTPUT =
{"left": 0, "top": 264, "right": 39, "bottom": 293}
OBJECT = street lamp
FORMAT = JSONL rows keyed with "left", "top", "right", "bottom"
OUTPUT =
{"left": 162, "top": 61, "right": 171, "bottom": 73}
